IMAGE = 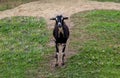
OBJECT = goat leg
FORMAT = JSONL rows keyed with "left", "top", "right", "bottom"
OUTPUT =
{"left": 61, "top": 44, "right": 66, "bottom": 66}
{"left": 55, "top": 43, "right": 59, "bottom": 67}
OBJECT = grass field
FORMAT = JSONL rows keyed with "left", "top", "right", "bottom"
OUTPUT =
{"left": 91, "top": 0, "right": 120, "bottom": 2}
{"left": 0, "top": 0, "right": 38, "bottom": 11}
{"left": 46, "top": 10, "right": 120, "bottom": 78}
{"left": 0, "top": 10, "right": 120, "bottom": 78}
{"left": 0, "top": 16, "right": 53, "bottom": 78}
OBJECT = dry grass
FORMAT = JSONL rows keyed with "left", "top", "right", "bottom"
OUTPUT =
{"left": 0, "top": 0, "right": 38, "bottom": 11}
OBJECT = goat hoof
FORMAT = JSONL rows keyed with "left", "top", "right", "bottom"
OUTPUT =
{"left": 61, "top": 63, "right": 65, "bottom": 66}
{"left": 55, "top": 64, "right": 58, "bottom": 67}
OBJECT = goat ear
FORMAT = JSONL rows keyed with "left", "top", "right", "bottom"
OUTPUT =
{"left": 63, "top": 17, "right": 68, "bottom": 20}
{"left": 50, "top": 18, "right": 56, "bottom": 20}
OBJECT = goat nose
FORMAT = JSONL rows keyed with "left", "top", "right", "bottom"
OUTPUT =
{"left": 58, "top": 22, "right": 62, "bottom": 27}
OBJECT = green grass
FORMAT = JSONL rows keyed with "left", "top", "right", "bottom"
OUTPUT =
{"left": 0, "top": 16, "right": 52, "bottom": 78}
{"left": 91, "top": 0, "right": 120, "bottom": 3}
{"left": 0, "top": 0, "right": 38, "bottom": 11}
{"left": 1, "top": 10, "right": 120, "bottom": 78}
{"left": 46, "top": 10, "right": 120, "bottom": 78}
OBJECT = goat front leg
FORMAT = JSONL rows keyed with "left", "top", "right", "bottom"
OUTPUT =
{"left": 61, "top": 44, "right": 66, "bottom": 66}
{"left": 55, "top": 43, "right": 59, "bottom": 67}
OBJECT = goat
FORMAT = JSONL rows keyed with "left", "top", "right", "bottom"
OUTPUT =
{"left": 50, "top": 15, "right": 69, "bottom": 67}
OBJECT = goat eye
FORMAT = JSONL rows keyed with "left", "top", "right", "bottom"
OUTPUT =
{"left": 61, "top": 17, "right": 63, "bottom": 20}
{"left": 56, "top": 18, "right": 58, "bottom": 21}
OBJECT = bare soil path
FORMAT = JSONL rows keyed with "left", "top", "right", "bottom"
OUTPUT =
{"left": 0, "top": 0, "right": 120, "bottom": 68}
{"left": 0, "top": 0, "right": 120, "bottom": 24}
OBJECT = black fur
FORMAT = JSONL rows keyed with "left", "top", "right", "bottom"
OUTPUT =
{"left": 53, "top": 23, "right": 69, "bottom": 43}
{"left": 50, "top": 15, "right": 69, "bottom": 66}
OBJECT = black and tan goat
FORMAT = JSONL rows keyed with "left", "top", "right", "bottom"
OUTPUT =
{"left": 50, "top": 15, "right": 69, "bottom": 67}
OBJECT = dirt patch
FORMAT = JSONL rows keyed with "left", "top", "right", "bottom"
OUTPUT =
{"left": 0, "top": 0, "right": 120, "bottom": 29}
{"left": 0, "top": 0, "right": 120, "bottom": 23}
